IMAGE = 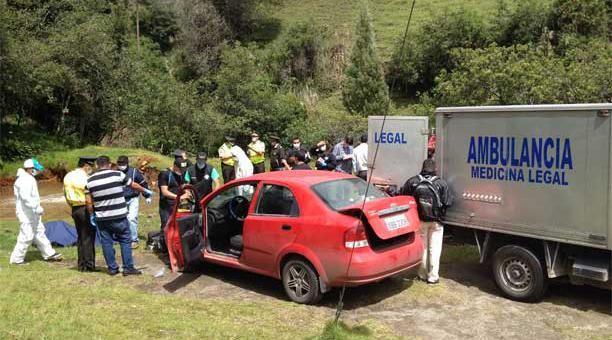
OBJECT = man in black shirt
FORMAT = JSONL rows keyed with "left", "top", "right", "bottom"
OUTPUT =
{"left": 269, "top": 135, "right": 289, "bottom": 171}
{"left": 292, "top": 151, "right": 312, "bottom": 170}
{"left": 158, "top": 159, "right": 191, "bottom": 231}
{"left": 186, "top": 152, "right": 221, "bottom": 201}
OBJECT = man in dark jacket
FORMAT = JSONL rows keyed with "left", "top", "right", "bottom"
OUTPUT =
{"left": 186, "top": 152, "right": 221, "bottom": 202}
{"left": 117, "top": 156, "right": 150, "bottom": 249}
{"left": 314, "top": 140, "right": 337, "bottom": 171}
{"left": 401, "top": 159, "right": 451, "bottom": 284}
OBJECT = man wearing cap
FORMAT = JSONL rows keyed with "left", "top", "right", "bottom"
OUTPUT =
{"left": 187, "top": 152, "right": 221, "bottom": 201}
{"left": 158, "top": 159, "right": 192, "bottom": 231}
{"left": 10, "top": 159, "right": 63, "bottom": 265}
{"left": 218, "top": 137, "right": 236, "bottom": 183}
{"left": 117, "top": 155, "right": 150, "bottom": 249}
{"left": 63, "top": 156, "right": 97, "bottom": 271}
{"left": 247, "top": 132, "right": 266, "bottom": 174}
{"left": 269, "top": 135, "right": 289, "bottom": 171}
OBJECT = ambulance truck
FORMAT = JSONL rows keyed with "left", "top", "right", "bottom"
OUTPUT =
{"left": 436, "top": 104, "right": 612, "bottom": 302}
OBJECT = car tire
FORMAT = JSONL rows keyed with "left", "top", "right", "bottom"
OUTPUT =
{"left": 492, "top": 245, "right": 548, "bottom": 302}
{"left": 282, "top": 259, "right": 322, "bottom": 305}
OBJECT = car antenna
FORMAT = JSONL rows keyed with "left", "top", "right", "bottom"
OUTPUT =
{"left": 334, "top": 0, "right": 418, "bottom": 324}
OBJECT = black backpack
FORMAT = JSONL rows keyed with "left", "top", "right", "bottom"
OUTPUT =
{"left": 413, "top": 175, "right": 445, "bottom": 221}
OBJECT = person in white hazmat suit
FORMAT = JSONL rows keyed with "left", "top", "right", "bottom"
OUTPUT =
{"left": 231, "top": 144, "right": 254, "bottom": 179}
{"left": 10, "top": 159, "right": 63, "bottom": 265}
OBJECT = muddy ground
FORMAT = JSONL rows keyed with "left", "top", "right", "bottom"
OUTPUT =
{"left": 60, "top": 246, "right": 610, "bottom": 340}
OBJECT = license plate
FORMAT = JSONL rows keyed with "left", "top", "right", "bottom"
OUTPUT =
{"left": 384, "top": 214, "right": 409, "bottom": 231}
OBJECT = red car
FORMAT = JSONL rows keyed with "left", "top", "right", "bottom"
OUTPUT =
{"left": 165, "top": 170, "right": 423, "bottom": 304}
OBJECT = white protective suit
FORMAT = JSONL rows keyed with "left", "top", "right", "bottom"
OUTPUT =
{"left": 9, "top": 168, "right": 56, "bottom": 263}
{"left": 231, "top": 145, "right": 254, "bottom": 179}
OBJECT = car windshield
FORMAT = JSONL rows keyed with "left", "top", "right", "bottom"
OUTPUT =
{"left": 312, "top": 178, "right": 388, "bottom": 210}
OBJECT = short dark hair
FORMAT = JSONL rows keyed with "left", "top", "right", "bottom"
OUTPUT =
{"left": 296, "top": 150, "right": 307, "bottom": 162}
{"left": 292, "top": 137, "right": 301, "bottom": 142}
{"left": 421, "top": 159, "right": 436, "bottom": 176}
{"left": 344, "top": 136, "right": 354, "bottom": 146}
{"left": 360, "top": 134, "right": 367, "bottom": 143}
{"left": 117, "top": 155, "right": 129, "bottom": 165}
{"left": 96, "top": 156, "right": 111, "bottom": 168}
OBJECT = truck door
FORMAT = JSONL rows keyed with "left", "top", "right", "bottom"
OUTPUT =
{"left": 368, "top": 116, "right": 429, "bottom": 188}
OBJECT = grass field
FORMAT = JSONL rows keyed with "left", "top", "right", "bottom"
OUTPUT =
{"left": 272, "top": 0, "right": 499, "bottom": 59}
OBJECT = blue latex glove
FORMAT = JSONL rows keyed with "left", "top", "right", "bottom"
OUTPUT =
{"left": 143, "top": 188, "right": 154, "bottom": 199}
{"left": 89, "top": 214, "right": 97, "bottom": 227}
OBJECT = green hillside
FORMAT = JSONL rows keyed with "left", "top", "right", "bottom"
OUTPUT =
{"left": 273, "top": 0, "right": 500, "bottom": 59}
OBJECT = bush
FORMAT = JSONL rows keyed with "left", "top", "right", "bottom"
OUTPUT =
{"left": 551, "top": 0, "right": 611, "bottom": 39}
{"left": 492, "top": 0, "right": 553, "bottom": 46}
{"left": 433, "top": 40, "right": 612, "bottom": 106}
{"left": 387, "top": 8, "right": 491, "bottom": 95}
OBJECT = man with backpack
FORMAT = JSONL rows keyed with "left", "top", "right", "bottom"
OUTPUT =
{"left": 400, "top": 159, "right": 452, "bottom": 284}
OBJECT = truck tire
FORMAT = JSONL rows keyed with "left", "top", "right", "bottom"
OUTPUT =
{"left": 492, "top": 245, "right": 548, "bottom": 302}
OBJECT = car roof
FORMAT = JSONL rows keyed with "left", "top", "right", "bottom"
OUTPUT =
{"left": 248, "top": 170, "right": 355, "bottom": 186}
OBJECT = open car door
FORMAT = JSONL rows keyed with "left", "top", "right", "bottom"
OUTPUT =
{"left": 165, "top": 185, "right": 206, "bottom": 272}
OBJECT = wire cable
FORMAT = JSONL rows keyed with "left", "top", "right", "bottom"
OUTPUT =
{"left": 334, "top": 0, "right": 417, "bottom": 323}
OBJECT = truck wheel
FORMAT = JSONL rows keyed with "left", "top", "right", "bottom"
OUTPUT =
{"left": 492, "top": 245, "right": 548, "bottom": 302}
{"left": 282, "top": 259, "right": 322, "bottom": 305}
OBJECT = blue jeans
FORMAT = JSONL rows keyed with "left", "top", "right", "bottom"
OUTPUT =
{"left": 126, "top": 197, "right": 140, "bottom": 242}
{"left": 97, "top": 218, "right": 135, "bottom": 272}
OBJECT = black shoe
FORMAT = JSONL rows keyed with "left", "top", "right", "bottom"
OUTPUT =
{"left": 122, "top": 268, "right": 142, "bottom": 276}
{"left": 108, "top": 269, "right": 120, "bottom": 276}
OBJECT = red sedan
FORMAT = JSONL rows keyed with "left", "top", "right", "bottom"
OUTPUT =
{"left": 165, "top": 171, "right": 423, "bottom": 304}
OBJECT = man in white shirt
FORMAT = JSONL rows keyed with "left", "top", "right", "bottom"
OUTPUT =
{"left": 353, "top": 134, "right": 369, "bottom": 181}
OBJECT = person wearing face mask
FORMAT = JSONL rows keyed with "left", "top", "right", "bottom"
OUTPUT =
{"left": 218, "top": 137, "right": 237, "bottom": 183}
{"left": 158, "top": 159, "right": 192, "bottom": 232}
{"left": 269, "top": 135, "right": 289, "bottom": 171}
{"left": 247, "top": 132, "right": 266, "bottom": 174}
{"left": 314, "top": 140, "right": 337, "bottom": 171}
{"left": 333, "top": 136, "right": 355, "bottom": 174}
{"left": 63, "top": 156, "right": 98, "bottom": 271}
{"left": 287, "top": 137, "right": 311, "bottom": 164}
{"left": 10, "top": 159, "right": 63, "bottom": 265}
{"left": 186, "top": 152, "right": 221, "bottom": 201}
{"left": 117, "top": 155, "right": 151, "bottom": 249}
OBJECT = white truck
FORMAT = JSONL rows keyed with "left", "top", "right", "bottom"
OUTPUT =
{"left": 369, "top": 104, "right": 612, "bottom": 302}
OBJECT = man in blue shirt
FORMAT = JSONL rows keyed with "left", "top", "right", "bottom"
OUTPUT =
{"left": 333, "top": 136, "right": 355, "bottom": 174}
{"left": 117, "top": 155, "right": 150, "bottom": 249}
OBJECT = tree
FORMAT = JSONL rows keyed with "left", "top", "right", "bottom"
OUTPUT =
{"left": 342, "top": 6, "right": 389, "bottom": 116}
{"left": 176, "top": 0, "right": 230, "bottom": 80}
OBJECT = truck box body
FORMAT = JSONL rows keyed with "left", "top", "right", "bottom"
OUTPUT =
{"left": 368, "top": 116, "right": 429, "bottom": 187}
{"left": 436, "top": 104, "right": 612, "bottom": 251}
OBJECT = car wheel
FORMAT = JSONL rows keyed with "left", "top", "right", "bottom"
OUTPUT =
{"left": 492, "top": 245, "right": 548, "bottom": 302}
{"left": 282, "top": 259, "right": 322, "bottom": 305}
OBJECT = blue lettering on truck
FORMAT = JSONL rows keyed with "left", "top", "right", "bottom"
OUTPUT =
{"left": 374, "top": 132, "right": 407, "bottom": 144}
{"left": 467, "top": 136, "right": 573, "bottom": 186}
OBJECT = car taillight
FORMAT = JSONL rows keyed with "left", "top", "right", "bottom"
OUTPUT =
{"left": 344, "top": 223, "right": 369, "bottom": 249}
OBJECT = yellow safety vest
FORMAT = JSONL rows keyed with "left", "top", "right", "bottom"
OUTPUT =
{"left": 219, "top": 143, "right": 235, "bottom": 166}
{"left": 248, "top": 141, "right": 265, "bottom": 165}
{"left": 63, "top": 168, "right": 89, "bottom": 207}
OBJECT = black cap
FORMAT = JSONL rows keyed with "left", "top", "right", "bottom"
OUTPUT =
{"left": 196, "top": 152, "right": 207, "bottom": 161}
{"left": 117, "top": 155, "right": 129, "bottom": 166}
{"left": 225, "top": 136, "right": 236, "bottom": 143}
{"left": 79, "top": 156, "right": 97, "bottom": 166}
{"left": 270, "top": 135, "right": 280, "bottom": 141}
{"left": 172, "top": 149, "right": 185, "bottom": 157}
{"left": 174, "top": 159, "right": 188, "bottom": 169}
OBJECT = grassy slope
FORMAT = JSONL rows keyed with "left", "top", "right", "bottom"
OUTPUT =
{"left": 273, "top": 0, "right": 499, "bottom": 60}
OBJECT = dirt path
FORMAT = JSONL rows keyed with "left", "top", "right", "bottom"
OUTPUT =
{"left": 112, "top": 246, "right": 611, "bottom": 339}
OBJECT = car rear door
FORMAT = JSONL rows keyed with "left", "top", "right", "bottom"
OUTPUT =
{"left": 242, "top": 183, "right": 301, "bottom": 274}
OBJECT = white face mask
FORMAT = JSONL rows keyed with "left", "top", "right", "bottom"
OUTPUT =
{"left": 251, "top": 137, "right": 258, "bottom": 142}
{"left": 196, "top": 161, "right": 206, "bottom": 169}
{"left": 31, "top": 169, "right": 39, "bottom": 176}
{"left": 293, "top": 143, "right": 300, "bottom": 149}
{"left": 319, "top": 145, "right": 327, "bottom": 152}
{"left": 118, "top": 165, "right": 128, "bottom": 171}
